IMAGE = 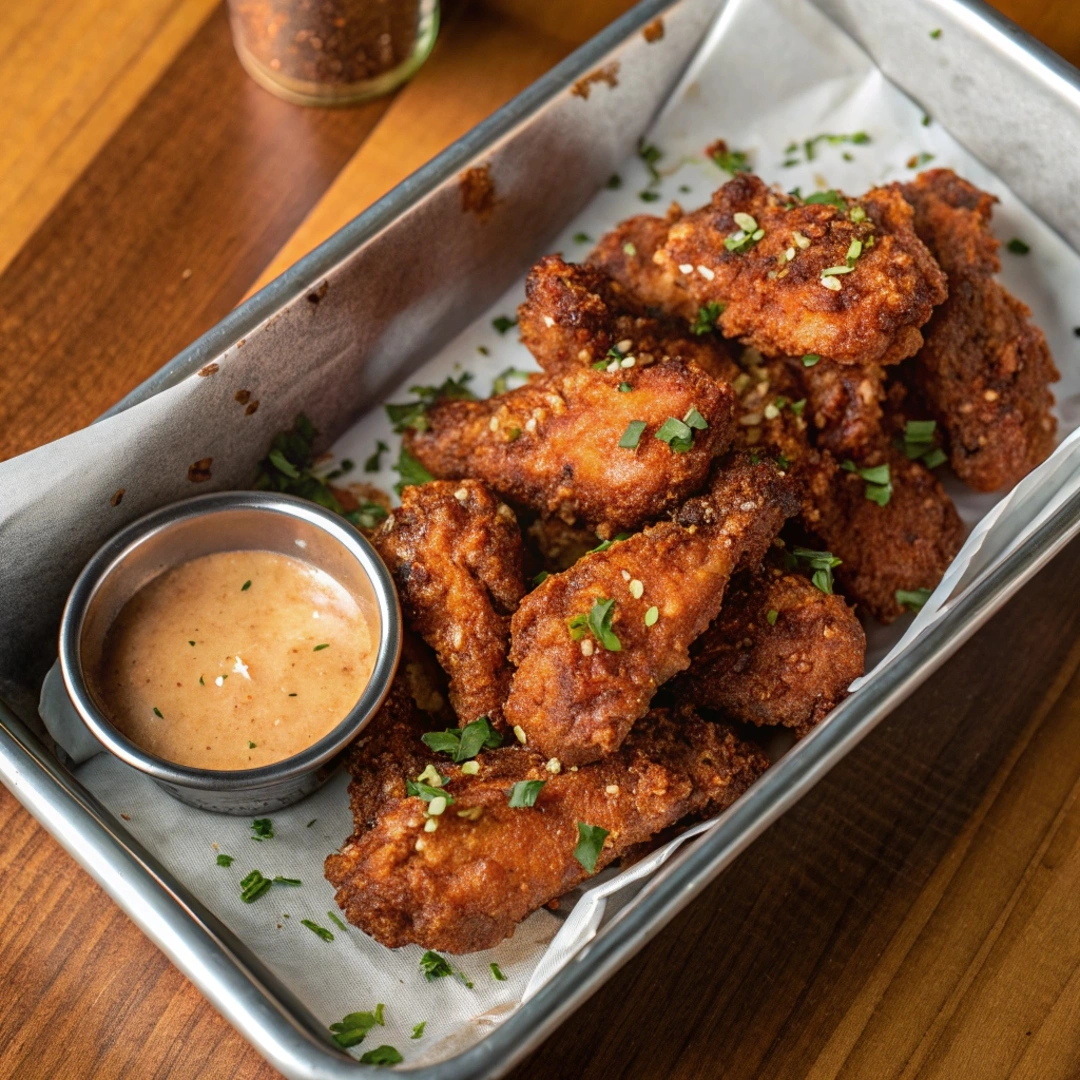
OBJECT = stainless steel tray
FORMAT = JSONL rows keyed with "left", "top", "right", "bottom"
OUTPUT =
{"left": 3, "top": 0, "right": 1080, "bottom": 1076}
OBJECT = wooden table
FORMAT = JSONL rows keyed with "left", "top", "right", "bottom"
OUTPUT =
{"left": 2, "top": 1, "right": 1079, "bottom": 1076}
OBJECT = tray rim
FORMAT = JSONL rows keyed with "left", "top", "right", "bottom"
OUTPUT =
{"left": 3, "top": 0, "right": 1080, "bottom": 1077}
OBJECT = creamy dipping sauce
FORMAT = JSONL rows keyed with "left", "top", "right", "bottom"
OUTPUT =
{"left": 93, "top": 550, "right": 374, "bottom": 770}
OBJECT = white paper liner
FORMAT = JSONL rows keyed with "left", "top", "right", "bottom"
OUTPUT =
{"left": 34, "top": 0, "right": 1080, "bottom": 1065}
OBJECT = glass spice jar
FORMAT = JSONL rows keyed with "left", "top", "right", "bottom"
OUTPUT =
{"left": 227, "top": 0, "right": 439, "bottom": 106}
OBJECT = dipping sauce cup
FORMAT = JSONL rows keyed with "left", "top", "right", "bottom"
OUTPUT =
{"left": 59, "top": 492, "right": 401, "bottom": 814}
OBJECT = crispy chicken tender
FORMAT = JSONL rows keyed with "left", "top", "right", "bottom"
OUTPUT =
{"left": 669, "top": 566, "right": 865, "bottom": 735}
{"left": 405, "top": 361, "right": 737, "bottom": 538}
{"left": 588, "top": 208, "right": 698, "bottom": 320}
{"left": 655, "top": 174, "right": 947, "bottom": 366}
{"left": 898, "top": 169, "right": 1058, "bottom": 491}
{"left": 518, "top": 254, "right": 737, "bottom": 382}
{"left": 325, "top": 702, "right": 768, "bottom": 953}
{"left": 804, "top": 447, "right": 964, "bottom": 622}
{"left": 373, "top": 480, "right": 525, "bottom": 728}
{"left": 505, "top": 454, "right": 800, "bottom": 764}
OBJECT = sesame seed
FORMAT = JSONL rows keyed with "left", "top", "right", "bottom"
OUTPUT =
{"left": 629, "top": 579, "right": 644, "bottom": 599}
{"left": 461, "top": 760, "right": 479, "bottom": 775}
{"left": 792, "top": 231, "right": 811, "bottom": 249}
{"left": 415, "top": 838, "right": 426, "bottom": 851}
{"left": 621, "top": 569, "right": 631, "bottom": 581}
{"left": 616, "top": 339, "right": 633, "bottom": 353}
{"left": 678, "top": 263, "right": 694, "bottom": 274}
{"left": 546, "top": 758, "right": 562, "bottom": 774}
{"left": 786, "top": 246, "right": 796, "bottom": 260}
{"left": 607, "top": 360, "right": 620, "bottom": 373}
{"left": 605, "top": 784, "right": 620, "bottom": 795}
{"left": 581, "top": 638, "right": 595, "bottom": 657}
{"left": 696, "top": 265, "right": 715, "bottom": 281}
{"left": 820, "top": 276, "right": 842, "bottom": 291}
{"left": 525, "top": 417, "right": 537, "bottom": 432}
{"left": 513, "top": 725, "right": 528, "bottom": 744}
{"left": 621, "top": 357, "right": 635, "bottom": 368}
{"left": 543, "top": 315, "right": 555, "bottom": 327}
{"left": 489, "top": 416, "right": 499, "bottom": 431}
{"left": 763, "top": 403, "right": 780, "bottom": 420}
{"left": 454, "top": 487, "right": 469, "bottom": 502}
{"left": 424, "top": 818, "right": 439, "bottom": 833}
{"left": 984, "top": 389, "right": 999, "bottom": 402}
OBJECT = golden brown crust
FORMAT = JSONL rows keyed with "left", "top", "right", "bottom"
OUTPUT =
{"left": 655, "top": 174, "right": 947, "bottom": 366}
{"left": 404, "top": 361, "right": 737, "bottom": 538}
{"left": 373, "top": 481, "right": 525, "bottom": 728}
{"left": 898, "top": 169, "right": 1058, "bottom": 491}
{"left": 670, "top": 567, "right": 865, "bottom": 734}
{"left": 795, "top": 358, "right": 887, "bottom": 460}
{"left": 504, "top": 454, "right": 800, "bottom": 764}
{"left": 325, "top": 703, "right": 768, "bottom": 953}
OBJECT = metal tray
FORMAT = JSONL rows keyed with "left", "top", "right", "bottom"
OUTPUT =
{"left": 3, "top": 0, "right": 1080, "bottom": 1076}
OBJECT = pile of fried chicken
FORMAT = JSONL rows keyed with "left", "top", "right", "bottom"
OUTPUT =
{"left": 324, "top": 168, "right": 1058, "bottom": 955}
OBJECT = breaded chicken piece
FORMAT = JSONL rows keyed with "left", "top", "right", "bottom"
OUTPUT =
{"left": 405, "top": 360, "right": 737, "bottom": 538}
{"left": 518, "top": 254, "right": 738, "bottom": 383}
{"left": 669, "top": 566, "right": 865, "bottom": 735}
{"left": 505, "top": 454, "right": 800, "bottom": 764}
{"left": 898, "top": 169, "right": 1058, "bottom": 491}
{"left": 795, "top": 358, "right": 887, "bottom": 460}
{"left": 654, "top": 174, "right": 947, "bottom": 366}
{"left": 589, "top": 207, "right": 698, "bottom": 320}
{"left": 373, "top": 480, "right": 525, "bottom": 728}
{"left": 804, "top": 447, "right": 964, "bottom": 622}
{"left": 325, "top": 703, "right": 769, "bottom": 953}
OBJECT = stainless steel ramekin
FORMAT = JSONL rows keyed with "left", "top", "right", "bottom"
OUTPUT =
{"left": 58, "top": 491, "right": 401, "bottom": 814}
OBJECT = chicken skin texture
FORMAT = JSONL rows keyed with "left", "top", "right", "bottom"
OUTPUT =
{"left": 898, "top": 169, "right": 1058, "bottom": 491}
{"left": 670, "top": 567, "right": 865, "bottom": 735}
{"left": 794, "top": 358, "right": 887, "bottom": 461}
{"left": 803, "top": 446, "right": 964, "bottom": 622}
{"left": 518, "top": 253, "right": 737, "bottom": 383}
{"left": 505, "top": 454, "right": 800, "bottom": 764}
{"left": 654, "top": 174, "right": 947, "bottom": 366}
{"left": 326, "top": 700, "right": 768, "bottom": 953}
{"left": 373, "top": 480, "right": 525, "bottom": 729}
{"left": 404, "top": 360, "right": 736, "bottom": 538}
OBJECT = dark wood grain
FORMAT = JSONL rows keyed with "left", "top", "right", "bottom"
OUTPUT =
{"left": 0, "top": 3, "right": 389, "bottom": 465}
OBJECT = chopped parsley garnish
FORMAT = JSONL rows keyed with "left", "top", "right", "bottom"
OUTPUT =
{"left": 350, "top": 501, "right": 389, "bottom": 531}
{"left": 639, "top": 190, "right": 661, "bottom": 203}
{"left": 241, "top": 579, "right": 251, "bottom": 591}
{"left": 328, "top": 1004, "right": 385, "bottom": 1049}
{"left": 199, "top": 676, "right": 205, "bottom": 686}
{"left": 477, "top": 345, "right": 490, "bottom": 356}
{"left": 656, "top": 408, "right": 707, "bottom": 453}
{"left": 644, "top": 606, "right": 659, "bottom": 627}
{"left": 922, "top": 113, "right": 932, "bottom": 127}
{"left": 790, "top": 399, "right": 807, "bottom": 417}
{"left": 189, "top": 640, "right": 195, "bottom": 646}
{"left": 405, "top": 779, "right": 455, "bottom": 806}
{"left": 846, "top": 238, "right": 863, "bottom": 265}
{"left": 1007, "top": 237, "right": 1031, "bottom": 255}
{"left": 386, "top": 373, "right": 476, "bottom": 433}
{"left": 820, "top": 264, "right": 855, "bottom": 278}
{"left": 802, "top": 353, "right": 821, "bottom": 367}
{"left": 394, "top": 447, "right": 434, "bottom": 495}
{"left": 216, "top": 854, "right": 234, "bottom": 867}
{"left": 588, "top": 532, "right": 631, "bottom": 554}
{"left": 623, "top": 241, "right": 637, "bottom": 256}
{"left": 313, "top": 643, "right": 330, "bottom": 651}
{"left": 896, "top": 587, "right": 933, "bottom": 613}
{"left": 691, "top": 301, "right": 725, "bottom": 335}
{"left": 306, "top": 818, "right": 316, "bottom": 826}
{"left": 421, "top": 715, "right": 502, "bottom": 762}
{"left": 785, "top": 132, "right": 870, "bottom": 165}
{"left": 491, "top": 367, "right": 532, "bottom": 395}
{"left": 364, "top": 440, "right": 389, "bottom": 472}
{"left": 360, "top": 1046, "right": 403, "bottom": 1066}
{"left": 907, "top": 152, "right": 935, "bottom": 169}
{"left": 248, "top": 740, "right": 257, "bottom": 749}
{"left": 327, "top": 911, "right": 348, "bottom": 931}
{"left": 901, "top": 418, "right": 946, "bottom": 468}
{"left": 711, "top": 145, "right": 751, "bottom": 174}
{"left": 606, "top": 174, "right": 623, "bottom": 189}
{"left": 573, "top": 822, "right": 609, "bottom": 873}
{"left": 250, "top": 818, "right": 274, "bottom": 841}
{"left": 490, "top": 963, "right": 508, "bottom": 982}
{"left": 301, "top": 919, "right": 334, "bottom": 942}
{"left": 930, "top": 27, "right": 942, "bottom": 38}
{"left": 725, "top": 211, "right": 765, "bottom": 253}
{"left": 786, "top": 547, "right": 842, "bottom": 594}
{"left": 411, "top": 1021, "right": 427, "bottom": 1039}
{"left": 240, "top": 870, "right": 273, "bottom": 903}
{"left": 618, "top": 382, "right": 633, "bottom": 393}
{"left": 492, "top": 315, "right": 518, "bottom": 335}
{"left": 568, "top": 597, "right": 622, "bottom": 651}
{"left": 842, "top": 459, "right": 893, "bottom": 506}
{"left": 273, "top": 876, "right": 301, "bottom": 886}
{"left": 619, "top": 420, "right": 647, "bottom": 449}
{"left": 419, "top": 950, "right": 473, "bottom": 987}
{"left": 803, "top": 189, "right": 846, "bottom": 209}
{"left": 152, "top": 707, "right": 163, "bottom": 718}
{"left": 573, "top": 232, "right": 592, "bottom": 244}
{"left": 507, "top": 780, "right": 545, "bottom": 808}
{"left": 531, "top": 570, "right": 550, "bottom": 587}
{"left": 766, "top": 609, "right": 779, "bottom": 626}
{"left": 637, "top": 138, "right": 663, "bottom": 183}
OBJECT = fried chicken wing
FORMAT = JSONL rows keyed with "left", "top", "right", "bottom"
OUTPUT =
{"left": 898, "top": 169, "right": 1058, "bottom": 491}
{"left": 804, "top": 447, "right": 964, "bottom": 622}
{"left": 796, "top": 358, "right": 887, "bottom": 460}
{"left": 405, "top": 361, "right": 737, "bottom": 538}
{"left": 654, "top": 174, "right": 947, "bottom": 366}
{"left": 373, "top": 480, "right": 525, "bottom": 728}
{"left": 325, "top": 703, "right": 768, "bottom": 953}
{"left": 517, "top": 254, "right": 738, "bottom": 382}
{"left": 669, "top": 566, "right": 865, "bottom": 734}
{"left": 505, "top": 454, "right": 800, "bottom": 764}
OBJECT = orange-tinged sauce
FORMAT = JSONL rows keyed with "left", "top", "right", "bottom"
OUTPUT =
{"left": 93, "top": 550, "right": 374, "bottom": 770}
